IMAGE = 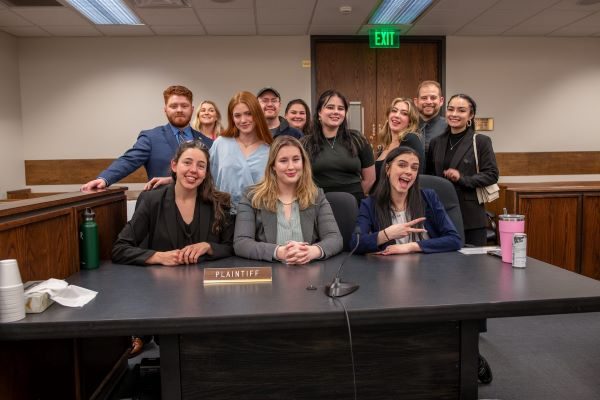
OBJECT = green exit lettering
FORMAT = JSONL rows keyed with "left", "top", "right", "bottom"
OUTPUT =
{"left": 369, "top": 29, "right": 400, "bottom": 48}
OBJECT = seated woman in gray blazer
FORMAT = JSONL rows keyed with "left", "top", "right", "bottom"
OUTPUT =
{"left": 112, "top": 140, "right": 233, "bottom": 266}
{"left": 234, "top": 136, "right": 343, "bottom": 264}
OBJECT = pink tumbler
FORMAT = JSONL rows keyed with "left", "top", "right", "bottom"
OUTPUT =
{"left": 498, "top": 214, "right": 525, "bottom": 263}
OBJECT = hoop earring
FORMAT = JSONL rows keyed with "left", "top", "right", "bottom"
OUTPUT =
{"left": 467, "top": 120, "right": 472, "bottom": 127}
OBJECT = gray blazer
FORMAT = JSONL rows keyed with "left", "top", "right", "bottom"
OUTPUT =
{"left": 234, "top": 189, "right": 343, "bottom": 262}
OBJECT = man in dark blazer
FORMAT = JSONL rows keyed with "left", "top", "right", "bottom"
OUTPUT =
{"left": 81, "top": 85, "right": 212, "bottom": 191}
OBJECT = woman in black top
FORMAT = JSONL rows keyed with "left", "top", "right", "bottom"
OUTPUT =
{"left": 426, "top": 94, "right": 499, "bottom": 246}
{"left": 302, "top": 89, "right": 375, "bottom": 203}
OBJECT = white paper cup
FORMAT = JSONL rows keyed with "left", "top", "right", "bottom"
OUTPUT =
{"left": 0, "top": 280, "right": 25, "bottom": 322}
{"left": 0, "top": 259, "right": 23, "bottom": 288}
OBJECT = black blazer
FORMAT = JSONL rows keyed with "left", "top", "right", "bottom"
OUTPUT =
{"left": 426, "top": 128, "right": 499, "bottom": 230}
{"left": 112, "top": 184, "right": 234, "bottom": 265}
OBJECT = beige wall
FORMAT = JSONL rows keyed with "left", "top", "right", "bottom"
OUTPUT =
{"left": 8, "top": 35, "right": 600, "bottom": 194}
{"left": 0, "top": 31, "right": 24, "bottom": 199}
{"left": 446, "top": 36, "right": 600, "bottom": 182}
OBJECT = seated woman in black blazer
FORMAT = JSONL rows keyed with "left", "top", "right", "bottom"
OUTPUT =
{"left": 112, "top": 140, "right": 234, "bottom": 266}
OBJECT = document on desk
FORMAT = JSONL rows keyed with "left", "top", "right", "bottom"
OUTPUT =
{"left": 458, "top": 246, "right": 500, "bottom": 255}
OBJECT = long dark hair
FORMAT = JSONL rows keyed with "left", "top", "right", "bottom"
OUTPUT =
{"left": 372, "top": 146, "right": 425, "bottom": 242}
{"left": 302, "top": 89, "right": 365, "bottom": 161}
{"left": 170, "top": 140, "right": 231, "bottom": 234}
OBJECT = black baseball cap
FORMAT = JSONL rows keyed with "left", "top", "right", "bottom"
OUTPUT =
{"left": 256, "top": 87, "right": 280, "bottom": 99}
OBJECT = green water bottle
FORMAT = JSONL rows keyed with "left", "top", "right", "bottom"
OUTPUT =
{"left": 80, "top": 207, "right": 100, "bottom": 270}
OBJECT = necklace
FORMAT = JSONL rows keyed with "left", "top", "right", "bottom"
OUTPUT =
{"left": 325, "top": 135, "right": 337, "bottom": 149}
{"left": 448, "top": 134, "right": 465, "bottom": 150}
{"left": 237, "top": 136, "right": 259, "bottom": 148}
{"left": 279, "top": 198, "right": 296, "bottom": 206}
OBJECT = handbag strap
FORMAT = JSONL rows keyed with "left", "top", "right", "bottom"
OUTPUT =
{"left": 472, "top": 133, "right": 480, "bottom": 173}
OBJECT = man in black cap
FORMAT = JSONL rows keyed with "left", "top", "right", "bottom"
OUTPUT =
{"left": 257, "top": 87, "right": 303, "bottom": 139}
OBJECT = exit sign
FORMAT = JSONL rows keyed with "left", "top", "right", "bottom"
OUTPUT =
{"left": 369, "top": 29, "right": 399, "bottom": 48}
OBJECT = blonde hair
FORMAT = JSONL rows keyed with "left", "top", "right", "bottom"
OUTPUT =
{"left": 248, "top": 136, "right": 317, "bottom": 212}
{"left": 378, "top": 97, "right": 420, "bottom": 148}
{"left": 221, "top": 91, "right": 273, "bottom": 145}
{"left": 192, "top": 100, "right": 223, "bottom": 138}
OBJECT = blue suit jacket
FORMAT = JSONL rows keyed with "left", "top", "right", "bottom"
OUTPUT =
{"left": 352, "top": 188, "right": 461, "bottom": 254}
{"left": 99, "top": 124, "right": 213, "bottom": 186}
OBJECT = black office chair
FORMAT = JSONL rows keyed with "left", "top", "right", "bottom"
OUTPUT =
{"left": 419, "top": 175, "right": 465, "bottom": 246}
{"left": 325, "top": 192, "right": 358, "bottom": 251}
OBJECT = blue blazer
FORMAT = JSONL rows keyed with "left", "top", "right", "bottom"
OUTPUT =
{"left": 99, "top": 124, "right": 213, "bottom": 186}
{"left": 352, "top": 188, "right": 461, "bottom": 254}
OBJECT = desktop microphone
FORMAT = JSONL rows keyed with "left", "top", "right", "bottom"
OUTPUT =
{"left": 325, "top": 226, "right": 361, "bottom": 298}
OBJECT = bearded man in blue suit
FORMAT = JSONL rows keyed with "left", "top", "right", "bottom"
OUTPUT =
{"left": 81, "top": 85, "right": 212, "bottom": 191}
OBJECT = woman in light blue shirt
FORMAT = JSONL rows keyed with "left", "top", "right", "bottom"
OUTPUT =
{"left": 209, "top": 91, "right": 273, "bottom": 212}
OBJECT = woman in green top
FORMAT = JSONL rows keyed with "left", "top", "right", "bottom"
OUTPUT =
{"left": 302, "top": 90, "right": 375, "bottom": 203}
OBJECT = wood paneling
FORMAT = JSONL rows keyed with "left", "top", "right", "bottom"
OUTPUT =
{"left": 519, "top": 195, "right": 580, "bottom": 272}
{"left": 315, "top": 42, "right": 377, "bottom": 143}
{"left": 0, "top": 188, "right": 127, "bottom": 281}
{"left": 496, "top": 151, "right": 600, "bottom": 176}
{"left": 25, "top": 159, "right": 147, "bottom": 185}
{"left": 180, "top": 322, "right": 459, "bottom": 400}
{"left": 582, "top": 194, "right": 600, "bottom": 279}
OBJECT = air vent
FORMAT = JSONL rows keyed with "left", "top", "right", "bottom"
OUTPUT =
{"left": 2, "top": 0, "right": 63, "bottom": 6}
{"left": 132, "top": 0, "right": 190, "bottom": 8}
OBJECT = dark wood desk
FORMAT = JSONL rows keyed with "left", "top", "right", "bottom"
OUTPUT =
{"left": 2, "top": 253, "right": 600, "bottom": 400}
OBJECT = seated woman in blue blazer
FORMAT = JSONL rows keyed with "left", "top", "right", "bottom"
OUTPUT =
{"left": 234, "top": 136, "right": 343, "bottom": 264}
{"left": 352, "top": 146, "right": 461, "bottom": 255}
{"left": 112, "top": 140, "right": 234, "bottom": 266}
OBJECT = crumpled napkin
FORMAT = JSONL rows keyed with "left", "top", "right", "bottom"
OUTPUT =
{"left": 24, "top": 278, "right": 97, "bottom": 307}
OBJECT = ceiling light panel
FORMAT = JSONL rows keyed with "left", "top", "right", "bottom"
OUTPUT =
{"left": 370, "top": 0, "right": 434, "bottom": 24}
{"left": 64, "top": 0, "right": 142, "bottom": 24}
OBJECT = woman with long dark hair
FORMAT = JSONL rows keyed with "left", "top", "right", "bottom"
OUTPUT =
{"left": 302, "top": 89, "right": 375, "bottom": 203}
{"left": 234, "top": 136, "right": 342, "bottom": 263}
{"left": 284, "top": 98, "right": 312, "bottom": 136}
{"left": 352, "top": 146, "right": 461, "bottom": 255}
{"left": 426, "top": 94, "right": 499, "bottom": 246}
{"left": 112, "top": 140, "right": 234, "bottom": 265}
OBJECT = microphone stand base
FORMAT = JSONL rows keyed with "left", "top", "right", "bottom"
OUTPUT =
{"left": 325, "top": 281, "right": 359, "bottom": 298}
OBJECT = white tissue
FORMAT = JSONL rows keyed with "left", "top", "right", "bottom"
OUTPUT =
{"left": 24, "top": 278, "right": 97, "bottom": 307}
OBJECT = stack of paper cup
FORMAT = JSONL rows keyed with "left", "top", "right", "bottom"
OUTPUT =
{"left": 0, "top": 259, "right": 26, "bottom": 323}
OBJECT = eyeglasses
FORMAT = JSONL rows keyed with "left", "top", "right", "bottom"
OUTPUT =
{"left": 259, "top": 98, "right": 280, "bottom": 105}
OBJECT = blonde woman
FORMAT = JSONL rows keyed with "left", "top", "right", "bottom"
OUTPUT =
{"left": 192, "top": 100, "right": 223, "bottom": 141}
{"left": 374, "top": 98, "right": 424, "bottom": 189}
{"left": 234, "top": 136, "right": 343, "bottom": 264}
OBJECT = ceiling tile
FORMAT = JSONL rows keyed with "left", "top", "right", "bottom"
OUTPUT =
{"left": 456, "top": 25, "right": 511, "bottom": 35}
{"left": 196, "top": 8, "right": 253, "bottom": 25}
{"left": 135, "top": 8, "right": 200, "bottom": 25}
{"left": 0, "top": 9, "right": 33, "bottom": 26}
{"left": 94, "top": 24, "right": 154, "bottom": 36}
{"left": 204, "top": 24, "right": 254, "bottom": 35}
{"left": 257, "top": 0, "right": 315, "bottom": 8}
{"left": 256, "top": 7, "right": 312, "bottom": 25}
{"left": 190, "top": 0, "right": 252, "bottom": 9}
{"left": 505, "top": 10, "right": 591, "bottom": 35}
{"left": 12, "top": 7, "right": 90, "bottom": 25}
{"left": 550, "top": 0, "right": 600, "bottom": 11}
{"left": 151, "top": 25, "right": 205, "bottom": 35}
{"left": 43, "top": 25, "right": 102, "bottom": 36}
{"left": 549, "top": 11, "right": 600, "bottom": 35}
{"left": 309, "top": 25, "right": 359, "bottom": 35}
{"left": 258, "top": 24, "right": 307, "bottom": 35}
{"left": 407, "top": 24, "right": 462, "bottom": 36}
{"left": 0, "top": 25, "right": 49, "bottom": 35}
{"left": 312, "top": 0, "right": 378, "bottom": 26}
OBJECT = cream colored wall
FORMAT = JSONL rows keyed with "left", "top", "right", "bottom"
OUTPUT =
{"left": 17, "top": 36, "right": 311, "bottom": 191}
{"left": 0, "top": 32, "right": 24, "bottom": 199}
{"left": 446, "top": 36, "right": 600, "bottom": 182}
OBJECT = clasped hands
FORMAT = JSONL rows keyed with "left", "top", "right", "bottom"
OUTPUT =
{"left": 146, "top": 242, "right": 212, "bottom": 266}
{"left": 276, "top": 241, "right": 321, "bottom": 265}
{"left": 443, "top": 168, "right": 461, "bottom": 183}
{"left": 376, "top": 217, "right": 426, "bottom": 256}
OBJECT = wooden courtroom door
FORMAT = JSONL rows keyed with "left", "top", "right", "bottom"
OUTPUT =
{"left": 313, "top": 38, "right": 442, "bottom": 148}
